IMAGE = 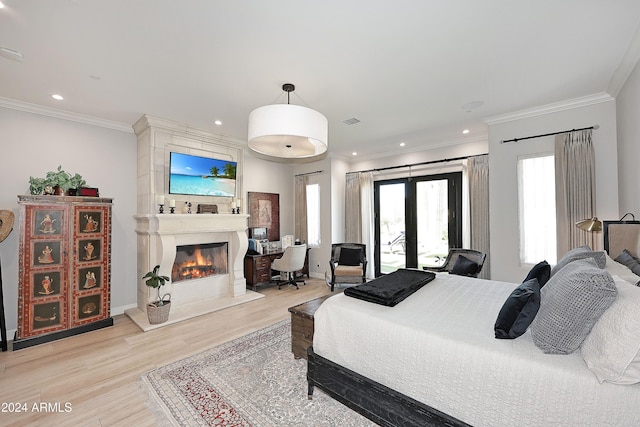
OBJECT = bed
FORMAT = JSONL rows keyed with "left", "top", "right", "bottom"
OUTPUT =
{"left": 307, "top": 221, "right": 640, "bottom": 426}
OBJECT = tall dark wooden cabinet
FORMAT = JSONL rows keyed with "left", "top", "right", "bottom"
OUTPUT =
{"left": 14, "top": 195, "right": 113, "bottom": 350}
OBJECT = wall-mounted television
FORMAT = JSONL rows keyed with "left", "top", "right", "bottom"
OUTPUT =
{"left": 169, "top": 152, "right": 237, "bottom": 197}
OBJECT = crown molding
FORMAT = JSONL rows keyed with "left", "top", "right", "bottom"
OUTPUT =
{"left": 608, "top": 21, "right": 640, "bottom": 97}
{"left": 484, "top": 92, "right": 614, "bottom": 126}
{"left": 0, "top": 96, "right": 134, "bottom": 133}
{"left": 132, "top": 114, "right": 247, "bottom": 148}
{"left": 351, "top": 132, "right": 488, "bottom": 163}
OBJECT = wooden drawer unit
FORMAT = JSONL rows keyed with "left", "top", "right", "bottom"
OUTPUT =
{"left": 244, "top": 251, "right": 283, "bottom": 290}
{"left": 288, "top": 295, "right": 331, "bottom": 360}
{"left": 244, "top": 249, "right": 310, "bottom": 290}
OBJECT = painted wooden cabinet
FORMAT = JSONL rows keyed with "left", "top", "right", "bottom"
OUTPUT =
{"left": 15, "top": 195, "right": 113, "bottom": 349}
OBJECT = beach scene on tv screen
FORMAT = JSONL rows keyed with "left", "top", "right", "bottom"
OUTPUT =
{"left": 169, "top": 153, "right": 236, "bottom": 197}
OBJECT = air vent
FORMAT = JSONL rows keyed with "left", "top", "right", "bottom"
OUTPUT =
{"left": 342, "top": 117, "right": 361, "bottom": 125}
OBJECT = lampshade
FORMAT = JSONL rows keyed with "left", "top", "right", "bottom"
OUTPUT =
{"left": 248, "top": 84, "right": 328, "bottom": 159}
{"left": 575, "top": 217, "right": 602, "bottom": 232}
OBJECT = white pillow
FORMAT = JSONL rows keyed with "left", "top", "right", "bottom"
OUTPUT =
{"left": 581, "top": 277, "right": 640, "bottom": 384}
{"left": 604, "top": 252, "right": 640, "bottom": 285}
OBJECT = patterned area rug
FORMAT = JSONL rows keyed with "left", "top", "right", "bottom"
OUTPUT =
{"left": 140, "top": 319, "right": 376, "bottom": 426}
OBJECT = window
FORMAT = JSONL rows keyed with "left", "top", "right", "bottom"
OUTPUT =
{"left": 306, "top": 183, "right": 321, "bottom": 247}
{"left": 517, "top": 154, "right": 557, "bottom": 265}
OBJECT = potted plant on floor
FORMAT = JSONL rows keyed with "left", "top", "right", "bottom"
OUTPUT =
{"left": 143, "top": 264, "right": 171, "bottom": 324}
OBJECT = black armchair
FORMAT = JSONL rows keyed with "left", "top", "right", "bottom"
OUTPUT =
{"left": 328, "top": 243, "right": 367, "bottom": 292}
{"left": 422, "top": 248, "right": 486, "bottom": 278}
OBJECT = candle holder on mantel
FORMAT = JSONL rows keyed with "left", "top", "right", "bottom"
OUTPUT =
{"left": 169, "top": 206, "right": 175, "bottom": 214}
{"left": 158, "top": 204, "right": 164, "bottom": 214}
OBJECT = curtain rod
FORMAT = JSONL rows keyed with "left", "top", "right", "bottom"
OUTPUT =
{"left": 295, "top": 170, "right": 323, "bottom": 177}
{"left": 501, "top": 125, "right": 599, "bottom": 144}
{"left": 347, "top": 154, "right": 488, "bottom": 175}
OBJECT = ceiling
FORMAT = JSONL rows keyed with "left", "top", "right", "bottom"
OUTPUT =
{"left": 1, "top": 1, "right": 640, "bottom": 160}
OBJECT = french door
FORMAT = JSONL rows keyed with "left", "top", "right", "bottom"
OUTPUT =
{"left": 374, "top": 172, "right": 462, "bottom": 276}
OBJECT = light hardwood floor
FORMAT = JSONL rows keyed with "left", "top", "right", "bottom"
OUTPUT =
{"left": 0, "top": 279, "right": 333, "bottom": 426}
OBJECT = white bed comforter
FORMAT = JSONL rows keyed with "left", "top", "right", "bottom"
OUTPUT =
{"left": 313, "top": 273, "right": 640, "bottom": 427}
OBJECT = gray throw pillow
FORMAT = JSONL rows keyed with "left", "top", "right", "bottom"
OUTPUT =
{"left": 530, "top": 258, "right": 618, "bottom": 354}
{"left": 614, "top": 249, "right": 640, "bottom": 276}
{"left": 550, "top": 245, "right": 606, "bottom": 276}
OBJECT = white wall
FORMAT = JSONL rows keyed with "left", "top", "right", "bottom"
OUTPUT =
{"left": 616, "top": 59, "right": 640, "bottom": 216}
{"left": 0, "top": 107, "right": 138, "bottom": 333}
{"left": 488, "top": 98, "right": 619, "bottom": 282}
{"left": 242, "top": 154, "right": 295, "bottom": 239}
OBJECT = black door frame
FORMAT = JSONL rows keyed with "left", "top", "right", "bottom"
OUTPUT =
{"left": 374, "top": 172, "right": 462, "bottom": 276}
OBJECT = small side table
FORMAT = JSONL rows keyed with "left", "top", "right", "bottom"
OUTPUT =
{"left": 288, "top": 295, "right": 331, "bottom": 360}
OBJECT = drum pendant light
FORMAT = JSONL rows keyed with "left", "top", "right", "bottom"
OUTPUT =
{"left": 248, "top": 83, "right": 328, "bottom": 159}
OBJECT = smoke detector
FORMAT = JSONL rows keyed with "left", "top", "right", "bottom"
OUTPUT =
{"left": 0, "top": 47, "right": 24, "bottom": 62}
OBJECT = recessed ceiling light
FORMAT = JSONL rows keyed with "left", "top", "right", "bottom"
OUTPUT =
{"left": 0, "top": 47, "right": 24, "bottom": 62}
{"left": 0, "top": 2, "right": 5, "bottom": 9}
{"left": 51, "top": 94, "right": 64, "bottom": 101}
{"left": 400, "top": 142, "right": 406, "bottom": 147}
{"left": 214, "top": 120, "right": 222, "bottom": 126}
{"left": 462, "top": 129, "right": 470, "bottom": 134}
{"left": 352, "top": 152, "right": 357, "bottom": 156}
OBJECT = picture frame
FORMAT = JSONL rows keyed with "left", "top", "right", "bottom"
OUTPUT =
{"left": 33, "top": 209, "right": 63, "bottom": 236}
{"left": 33, "top": 271, "right": 61, "bottom": 297}
{"left": 78, "top": 266, "right": 102, "bottom": 290}
{"left": 77, "top": 294, "right": 102, "bottom": 320}
{"left": 33, "top": 241, "right": 62, "bottom": 266}
{"left": 32, "top": 301, "right": 62, "bottom": 330}
{"left": 248, "top": 192, "right": 280, "bottom": 242}
{"left": 78, "top": 210, "right": 102, "bottom": 234}
{"left": 78, "top": 238, "right": 102, "bottom": 262}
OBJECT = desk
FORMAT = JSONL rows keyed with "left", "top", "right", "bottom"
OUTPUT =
{"left": 244, "top": 248, "right": 309, "bottom": 290}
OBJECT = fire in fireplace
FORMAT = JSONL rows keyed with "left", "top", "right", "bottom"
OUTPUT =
{"left": 172, "top": 242, "right": 228, "bottom": 283}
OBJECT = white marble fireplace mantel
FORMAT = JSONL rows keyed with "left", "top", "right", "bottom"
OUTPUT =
{"left": 126, "top": 213, "right": 263, "bottom": 331}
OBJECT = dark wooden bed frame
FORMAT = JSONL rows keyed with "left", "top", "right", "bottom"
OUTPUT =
{"left": 307, "top": 221, "right": 640, "bottom": 426}
{"left": 307, "top": 346, "right": 469, "bottom": 426}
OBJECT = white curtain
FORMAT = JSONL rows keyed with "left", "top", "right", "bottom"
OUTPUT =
{"left": 344, "top": 172, "right": 375, "bottom": 279}
{"left": 294, "top": 175, "right": 308, "bottom": 243}
{"left": 467, "top": 155, "right": 490, "bottom": 279}
{"left": 345, "top": 173, "right": 361, "bottom": 242}
{"left": 555, "top": 129, "right": 597, "bottom": 256}
{"left": 360, "top": 172, "right": 375, "bottom": 279}
{"left": 518, "top": 154, "right": 557, "bottom": 265}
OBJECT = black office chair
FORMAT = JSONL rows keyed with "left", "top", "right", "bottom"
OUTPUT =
{"left": 328, "top": 243, "right": 367, "bottom": 292}
{"left": 423, "top": 248, "right": 486, "bottom": 278}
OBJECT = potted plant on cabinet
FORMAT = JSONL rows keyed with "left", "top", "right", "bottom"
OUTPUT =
{"left": 28, "top": 165, "right": 86, "bottom": 195}
{"left": 143, "top": 265, "right": 171, "bottom": 324}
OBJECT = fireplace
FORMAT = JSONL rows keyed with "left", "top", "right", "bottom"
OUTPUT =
{"left": 126, "top": 213, "right": 263, "bottom": 331}
{"left": 129, "top": 115, "right": 259, "bottom": 331}
{"left": 172, "top": 242, "right": 228, "bottom": 283}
